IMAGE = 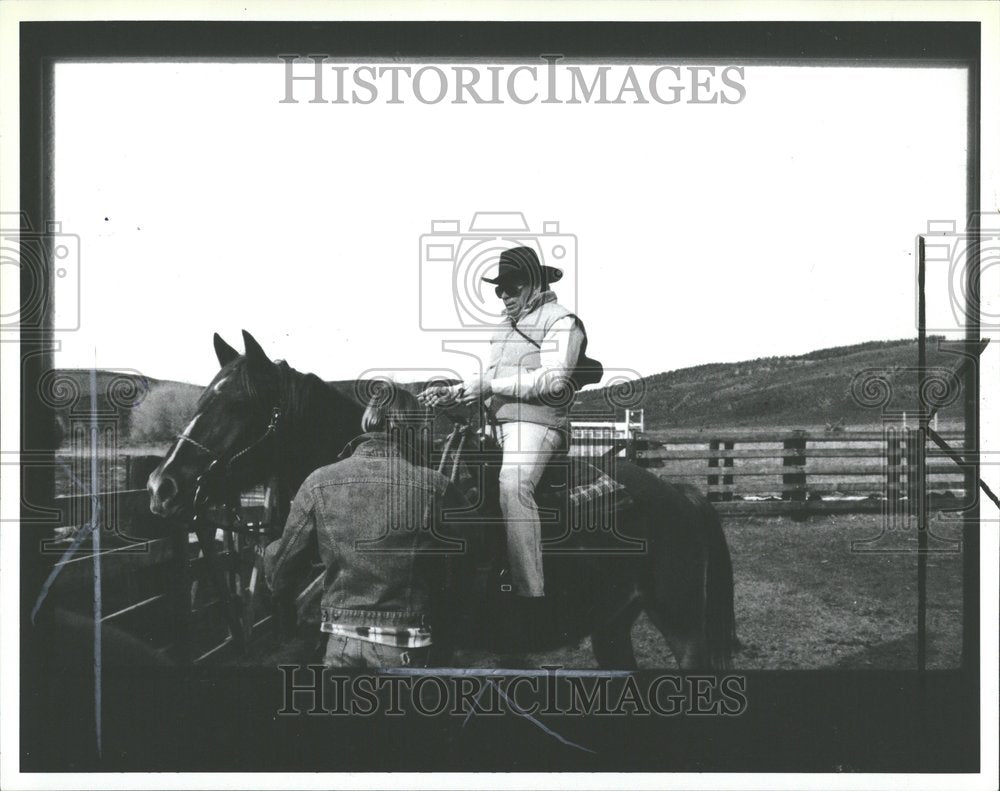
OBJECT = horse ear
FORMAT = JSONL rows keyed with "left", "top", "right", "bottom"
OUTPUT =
{"left": 241, "top": 330, "right": 274, "bottom": 376}
{"left": 213, "top": 333, "right": 240, "bottom": 367}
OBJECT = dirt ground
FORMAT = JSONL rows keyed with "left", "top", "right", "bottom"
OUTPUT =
{"left": 249, "top": 512, "right": 965, "bottom": 671}
{"left": 445, "top": 512, "right": 966, "bottom": 670}
{"left": 712, "top": 513, "right": 963, "bottom": 669}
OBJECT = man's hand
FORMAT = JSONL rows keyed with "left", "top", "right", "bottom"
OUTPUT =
{"left": 417, "top": 378, "right": 493, "bottom": 408}
{"left": 457, "top": 376, "right": 492, "bottom": 404}
{"left": 417, "top": 384, "right": 458, "bottom": 408}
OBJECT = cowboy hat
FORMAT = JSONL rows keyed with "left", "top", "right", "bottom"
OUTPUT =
{"left": 482, "top": 246, "right": 563, "bottom": 287}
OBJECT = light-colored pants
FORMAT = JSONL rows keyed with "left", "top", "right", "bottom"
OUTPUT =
{"left": 498, "top": 421, "right": 567, "bottom": 597}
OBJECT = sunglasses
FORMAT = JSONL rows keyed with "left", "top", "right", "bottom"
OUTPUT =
{"left": 494, "top": 282, "right": 527, "bottom": 298}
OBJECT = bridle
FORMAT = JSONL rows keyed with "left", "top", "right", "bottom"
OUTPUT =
{"left": 168, "top": 363, "right": 296, "bottom": 655}
{"left": 179, "top": 403, "right": 284, "bottom": 531}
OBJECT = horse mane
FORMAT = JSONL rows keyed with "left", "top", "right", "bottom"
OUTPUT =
{"left": 263, "top": 360, "right": 367, "bottom": 493}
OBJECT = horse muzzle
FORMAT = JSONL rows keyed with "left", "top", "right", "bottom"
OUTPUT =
{"left": 147, "top": 467, "right": 184, "bottom": 517}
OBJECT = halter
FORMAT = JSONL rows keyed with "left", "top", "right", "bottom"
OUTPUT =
{"left": 183, "top": 404, "right": 284, "bottom": 529}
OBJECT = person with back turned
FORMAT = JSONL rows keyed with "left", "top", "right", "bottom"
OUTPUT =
{"left": 264, "top": 384, "right": 470, "bottom": 669}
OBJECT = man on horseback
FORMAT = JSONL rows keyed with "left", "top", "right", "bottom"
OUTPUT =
{"left": 417, "top": 246, "right": 600, "bottom": 600}
{"left": 151, "top": 330, "right": 735, "bottom": 670}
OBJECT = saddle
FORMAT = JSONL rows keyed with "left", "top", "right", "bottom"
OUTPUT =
{"left": 437, "top": 428, "right": 638, "bottom": 643}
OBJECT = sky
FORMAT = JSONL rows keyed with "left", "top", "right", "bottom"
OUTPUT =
{"left": 52, "top": 61, "right": 970, "bottom": 386}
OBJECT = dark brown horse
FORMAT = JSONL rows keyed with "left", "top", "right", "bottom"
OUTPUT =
{"left": 148, "top": 331, "right": 738, "bottom": 669}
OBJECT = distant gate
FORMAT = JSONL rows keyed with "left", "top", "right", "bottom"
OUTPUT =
{"left": 570, "top": 408, "right": 644, "bottom": 460}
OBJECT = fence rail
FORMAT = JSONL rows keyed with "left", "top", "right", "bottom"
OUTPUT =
{"left": 48, "top": 455, "right": 276, "bottom": 665}
{"left": 570, "top": 426, "right": 969, "bottom": 516}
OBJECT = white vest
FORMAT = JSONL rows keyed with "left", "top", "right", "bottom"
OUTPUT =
{"left": 487, "top": 297, "right": 579, "bottom": 428}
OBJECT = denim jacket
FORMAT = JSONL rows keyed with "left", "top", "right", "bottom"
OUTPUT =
{"left": 263, "top": 433, "right": 472, "bottom": 629}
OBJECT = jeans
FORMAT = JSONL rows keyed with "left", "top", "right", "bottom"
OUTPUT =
{"left": 323, "top": 633, "right": 430, "bottom": 669}
{"left": 498, "top": 421, "right": 567, "bottom": 597}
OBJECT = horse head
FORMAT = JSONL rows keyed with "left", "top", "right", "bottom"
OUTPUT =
{"left": 147, "top": 330, "right": 286, "bottom": 518}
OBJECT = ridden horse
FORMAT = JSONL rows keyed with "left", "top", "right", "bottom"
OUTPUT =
{"left": 147, "top": 330, "right": 738, "bottom": 669}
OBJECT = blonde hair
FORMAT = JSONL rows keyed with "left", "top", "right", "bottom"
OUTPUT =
{"left": 361, "top": 382, "right": 431, "bottom": 465}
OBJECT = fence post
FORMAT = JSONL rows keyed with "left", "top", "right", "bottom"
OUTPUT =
{"left": 625, "top": 429, "right": 637, "bottom": 463}
{"left": 886, "top": 430, "right": 902, "bottom": 511}
{"left": 722, "top": 441, "right": 735, "bottom": 502}
{"left": 782, "top": 432, "right": 807, "bottom": 504}
{"left": 904, "top": 427, "right": 919, "bottom": 514}
{"left": 707, "top": 440, "right": 720, "bottom": 502}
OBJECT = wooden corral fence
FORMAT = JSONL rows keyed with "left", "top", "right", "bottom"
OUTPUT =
{"left": 571, "top": 424, "right": 968, "bottom": 517}
{"left": 47, "top": 455, "right": 278, "bottom": 664}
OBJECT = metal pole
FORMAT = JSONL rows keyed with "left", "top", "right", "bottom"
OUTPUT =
{"left": 916, "top": 235, "right": 928, "bottom": 672}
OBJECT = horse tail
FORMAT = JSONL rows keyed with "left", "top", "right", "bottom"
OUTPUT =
{"left": 700, "top": 498, "right": 739, "bottom": 670}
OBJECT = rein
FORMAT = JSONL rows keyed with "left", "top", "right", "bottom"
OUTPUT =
{"left": 437, "top": 423, "right": 471, "bottom": 483}
{"left": 433, "top": 422, "right": 474, "bottom": 598}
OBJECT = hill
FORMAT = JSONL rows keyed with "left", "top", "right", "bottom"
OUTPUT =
{"left": 45, "top": 368, "right": 188, "bottom": 443}
{"left": 50, "top": 337, "right": 970, "bottom": 443}
{"left": 574, "top": 337, "right": 968, "bottom": 430}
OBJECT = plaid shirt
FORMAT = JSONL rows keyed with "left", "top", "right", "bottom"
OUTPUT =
{"left": 322, "top": 622, "right": 432, "bottom": 648}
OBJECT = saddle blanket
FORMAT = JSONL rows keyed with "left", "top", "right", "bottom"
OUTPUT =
{"left": 544, "top": 470, "right": 634, "bottom": 516}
